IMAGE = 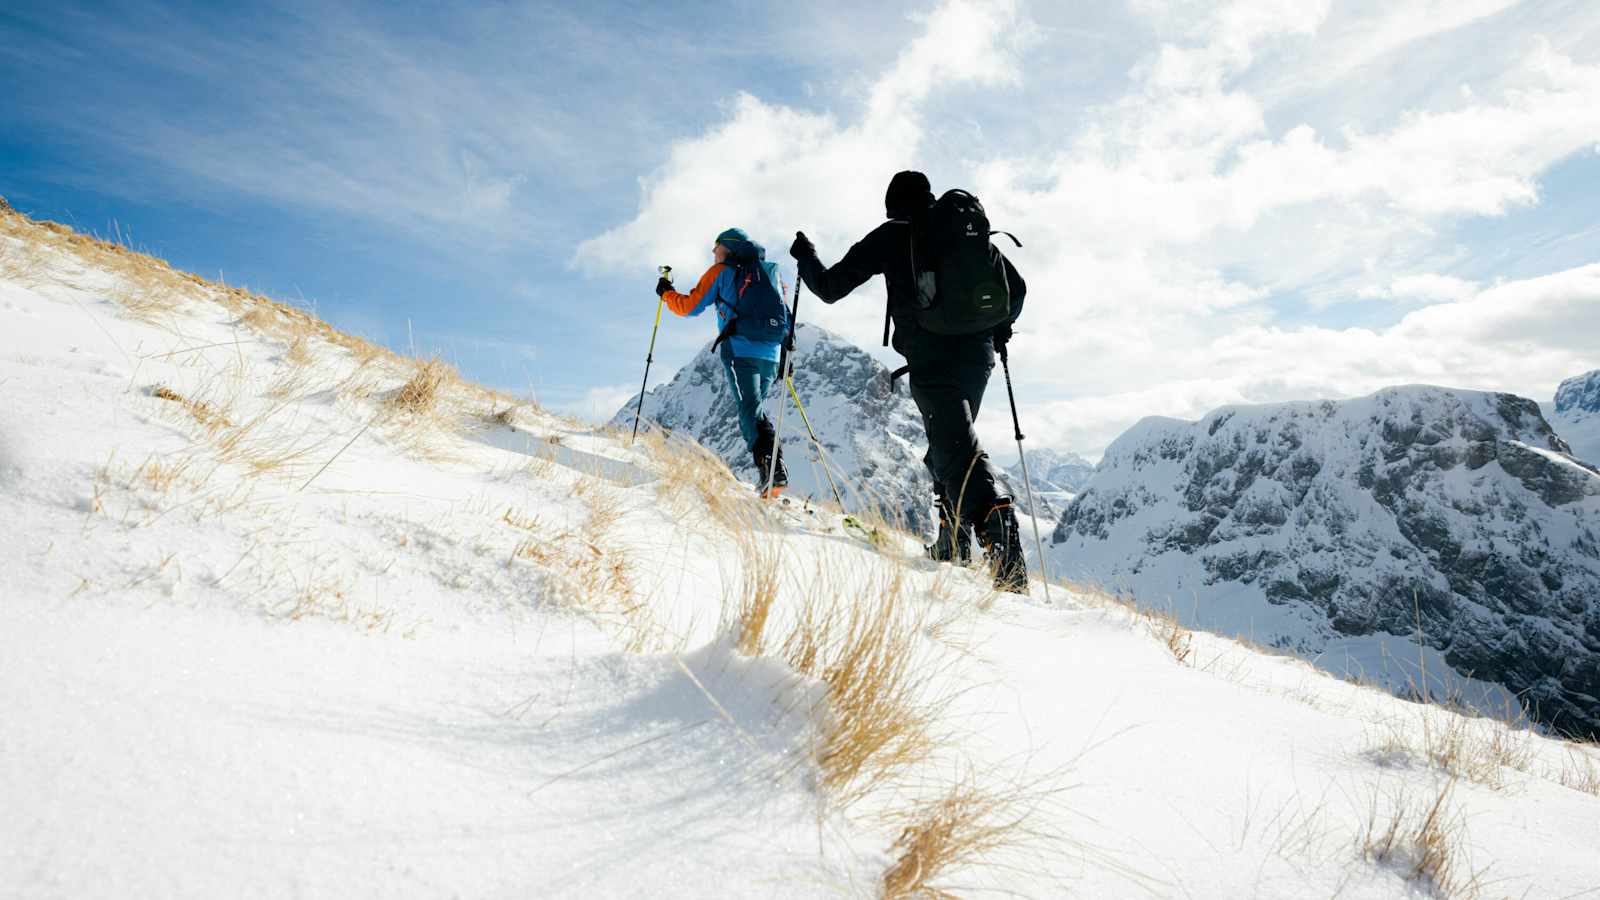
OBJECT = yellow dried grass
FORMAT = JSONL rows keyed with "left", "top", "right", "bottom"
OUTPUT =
{"left": 388, "top": 356, "right": 454, "bottom": 417}
{"left": 1358, "top": 779, "right": 1480, "bottom": 899}
{"left": 881, "top": 771, "right": 1060, "bottom": 899}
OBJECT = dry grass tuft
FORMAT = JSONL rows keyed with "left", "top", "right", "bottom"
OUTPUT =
{"left": 264, "top": 358, "right": 318, "bottom": 402}
{"left": 728, "top": 528, "right": 783, "bottom": 657}
{"left": 1552, "top": 743, "right": 1600, "bottom": 797}
{"left": 277, "top": 574, "right": 394, "bottom": 632}
{"left": 505, "top": 487, "right": 662, "bottom": 653}
{"left": 284, "top": 332, "right": 313, "bottom": 367}
{"left": 645, "top": 429, "right": 755, "bottom": 529}
{"left": 112, "top": 281, "right": 184, "bottom": 323}
{"left": 151, "top": 384, "right": 230, "bottom": 431}
{"left": 1366, "top": 708, "right": 1533, "bottom": 790}
{"left": 1137, "top": 603, "right": 1194, "bottom": 666}
{"left": 0, "top": 238, "right": 42, "bottom": 284}
{"left": 388, "top": 356, "right": 455, "bottom": 417}
{"left": 131, "top": 454, "right": 196, "bottom": 494}
{"left": 1358, "top": 779, "right": 1479, "bottom": 899}
{"left": 777, "top": 564, "right": 946, "bottom": 806}
{"left": 880, "top": 771, "right": 1057, "bottom": 899}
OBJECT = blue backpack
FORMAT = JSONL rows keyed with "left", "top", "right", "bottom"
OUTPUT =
{"left": 711, "top": 239, "right": 789, "bottom": 351}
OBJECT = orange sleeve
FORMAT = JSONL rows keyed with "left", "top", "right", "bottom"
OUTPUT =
{"left": 663, "top": 264, "right": 726, "bottom": 316}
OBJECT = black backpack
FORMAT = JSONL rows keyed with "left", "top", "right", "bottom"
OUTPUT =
{"left": 907, "top": 189, "right": 1021, "bottom": 336}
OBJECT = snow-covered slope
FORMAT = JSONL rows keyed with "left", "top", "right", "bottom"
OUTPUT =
{"left": 1051, "top": 386, "right": 1600, "bottom": 737}
{"left": 616, "top": 323, "right": 1038, "bottom": 534}
{"left": 6, "top": 204, "right": 1600, "bottom": 897}
{"left": 1549, "top": 369, "right": 1600, "bottom": 465}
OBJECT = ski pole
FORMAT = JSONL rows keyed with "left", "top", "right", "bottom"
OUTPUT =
{"left": 631, "top": 266, "right": 669, "bottom": 445}
{"left": 764, "top": 277, "right": 802, "bottom": 496}
{"left": 999, "top": 344, "right": 1052, "bottom": 604}
{"left": 786, "top": 375, "right": 847, "bottom": 510}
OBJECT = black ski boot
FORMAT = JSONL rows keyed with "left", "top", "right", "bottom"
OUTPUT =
{"left": 976, "top": 500, "right": 1028, "bottom": 594}
{"left": 926, "top": 496, "right": 971, "bottom": 564}
{"left": 752, "top": 420, "right": 788, "bottom": 499}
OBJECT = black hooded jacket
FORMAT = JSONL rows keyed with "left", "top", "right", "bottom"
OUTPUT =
{"left": 796, "top": 221, "right": 1026, "bottom": 367}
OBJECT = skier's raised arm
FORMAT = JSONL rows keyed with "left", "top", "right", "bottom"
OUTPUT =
{"left": 789, "top": 230, "right": 882, "bottom": 304}
{"left": 658, "top": 264, "right": 726, "bottom": 317}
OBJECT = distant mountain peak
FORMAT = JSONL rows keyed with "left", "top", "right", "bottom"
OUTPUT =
{"left": 1555, "top": 370, "right": 1600, "bottom": 415}
{"left": 1550, "top": 369, "right": 1600, "bottom": 465}
{"left": 1052, "top": 383, "right": 1600, "bottom": 737}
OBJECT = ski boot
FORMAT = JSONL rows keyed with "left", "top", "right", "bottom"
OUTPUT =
{"left": 976, "top": 500, "right": 1028, "bottom": 594}
{"left": 926, "top": 497, "right": 971, "bottom": 565}
{"left": 752, "top": 424, "right": 788, "bottom": 499}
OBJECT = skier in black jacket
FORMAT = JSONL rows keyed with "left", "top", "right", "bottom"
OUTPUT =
{"left": 789, "top": 170, "right": 1028, "bottom": 593}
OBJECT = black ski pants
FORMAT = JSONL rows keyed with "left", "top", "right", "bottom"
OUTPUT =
{"left": 908, "top": 357, "right": 1008, "bottom": 526}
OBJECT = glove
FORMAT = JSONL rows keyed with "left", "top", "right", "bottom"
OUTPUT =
{"left": 992, "top": 321, "right": 1013, "bottom": 351}
{"left": 789, "top": 230, "right": 815, "bottom": 260}
{"left": 655, "top": 276, "right": 673, "bottom": 297}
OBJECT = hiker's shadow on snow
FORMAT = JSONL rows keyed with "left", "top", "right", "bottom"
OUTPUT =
{"left": 236, "top": 648, "right": 815, "bottom": 831}
{"left": 513, "top": 648, "right": 826, "bottom": 888}
{"left": 467, "top": 424, "right": 655, "bottom": 488}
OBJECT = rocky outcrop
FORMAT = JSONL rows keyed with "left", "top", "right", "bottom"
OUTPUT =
{"left": 1550, "top": 370, "right": 1600, "bottom": 465}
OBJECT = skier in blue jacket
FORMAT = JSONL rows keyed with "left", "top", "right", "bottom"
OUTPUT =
{"left": 656, "top": 227, "right": 789, "bottom": 496}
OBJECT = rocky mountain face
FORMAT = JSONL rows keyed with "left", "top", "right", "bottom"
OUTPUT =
{"left": 615, "top": 323, "right": 1046, "bottom": 537}
{"left": 1007, "top": 449, "right": 1096, "bottom": 520}
{"left": 1549, "top": 369, "right": 1600, "bottom": 465}
{"left": 1051, "top": 386, "right": 1600, "bottom": 737}
{"left": 616, "top": 323, "right": 938, "bottom": 531}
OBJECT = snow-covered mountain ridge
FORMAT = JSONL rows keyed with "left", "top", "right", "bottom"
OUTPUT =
{"left": 1006, "top": 447, "right": 1096, "bottom": 520}
{"left": 1010, "top": 448, "right": 1097, "bottom": 494}
{"left": 1550, "top": 368, "right": 1600, "bottom": 464}
{"left": 1053, "top": 386, "right": 1600, "bottom": 737}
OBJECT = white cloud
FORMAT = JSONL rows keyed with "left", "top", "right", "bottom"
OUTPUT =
{"left": 997, "top": 263, "right": 1600, "bottom": 455}
{"left": 585, "top": 0, "right": 1600, "bottom": 459}
{"left": 573, "top": 0, "right": 1025, "bottom": 283}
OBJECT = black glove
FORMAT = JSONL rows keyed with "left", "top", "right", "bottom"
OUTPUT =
{"left": 992, "top": 321, "right": 1013, "bottom": 351}
{"left": 789, "top": 230, "right": 815, "bottom": 260}
{"left": 655, "top": 276, "right": 673, "bottom": 297}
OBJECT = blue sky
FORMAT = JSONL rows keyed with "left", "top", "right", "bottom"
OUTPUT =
{"left": 4, "top": 0, "right": 1599, "bottom": 456}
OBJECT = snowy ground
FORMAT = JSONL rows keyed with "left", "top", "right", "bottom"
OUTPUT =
{"left": 3, "top": 212, "right": 1599, "bottom": 897}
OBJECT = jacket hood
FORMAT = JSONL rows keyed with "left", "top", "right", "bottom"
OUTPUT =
{"left": 719, "top": 236, "right": 766, "bottom": 262}
{"left": 885, "top": 170, "right": 934, "bottom": 219}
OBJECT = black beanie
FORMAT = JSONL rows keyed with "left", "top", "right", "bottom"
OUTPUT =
{"left": 885, "top": 170, "right": 934, "bottom": 219}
